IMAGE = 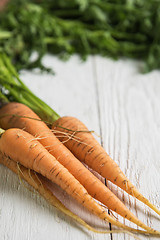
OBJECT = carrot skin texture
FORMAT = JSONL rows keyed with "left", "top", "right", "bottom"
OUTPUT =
{"left": 52, "top": 116, "right": 160, "bottom": 215}
{"left": 0, "top": 102, "right": 159, "bottom": 234}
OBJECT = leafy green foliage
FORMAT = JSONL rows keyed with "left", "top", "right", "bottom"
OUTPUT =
{"left": 0, "top": 0, "right": 160, "bottom": 72}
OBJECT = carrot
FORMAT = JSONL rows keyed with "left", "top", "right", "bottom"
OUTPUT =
{"left": 52, "top": 116, "right": 160, "bottom": 215}
{"left": 0, "top": 127, "right": 155, "bottom": 235}
{"left": 0, "top": 103, "right": 156, "bottom": 231}
{"left": 0, "top": 102, "right": 157, "bottom": 233}
{"left": 0, "top": 152, "right": 114, "bottom": 235}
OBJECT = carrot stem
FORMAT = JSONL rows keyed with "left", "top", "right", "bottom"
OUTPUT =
{"left": 0, "top": 52, "right": 60, "bottom": 123}
{"left": 0, "top": 128, "right": 5, "bottom": 135}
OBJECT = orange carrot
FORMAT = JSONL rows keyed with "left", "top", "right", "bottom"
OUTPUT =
{"left": 52, "top": 116, "right": 160, "bottom": 215}
{"left": 0, "top": 102, "right": 159, "bottom": 234}
{"left": 0, "top": 127, "right": 155, "bottom": 235}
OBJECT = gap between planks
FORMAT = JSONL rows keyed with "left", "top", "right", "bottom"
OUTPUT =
{"left": 91, "top": 57, "right": 113, "bottom": 240}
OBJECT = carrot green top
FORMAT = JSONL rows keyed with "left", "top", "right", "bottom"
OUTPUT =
{"left": 0, "top": 52, "right": 60, "bottom": 123}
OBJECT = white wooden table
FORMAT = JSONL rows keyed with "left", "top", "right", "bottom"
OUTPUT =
{"left": 0, "top": 55, "right": 160, "bottom": 240}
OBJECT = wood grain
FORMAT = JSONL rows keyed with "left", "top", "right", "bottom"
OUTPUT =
{"left": 0, "top": 55, "right": 160, "bottom": 240}
{"left": 94, "top": 57, "right": 160, "bottom": 240}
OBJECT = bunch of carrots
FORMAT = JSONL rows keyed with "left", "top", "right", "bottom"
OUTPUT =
{"left": 0, "top": 53, "right": 160, "bottom": 237}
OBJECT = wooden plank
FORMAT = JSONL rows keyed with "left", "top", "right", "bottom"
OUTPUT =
{"left": 94, "top": 57, "right": 160, "bottom": 240}
{"left": 0, "top": 56, "right": 111, "bottom": 240}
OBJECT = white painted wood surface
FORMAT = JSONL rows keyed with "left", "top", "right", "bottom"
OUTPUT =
{"left": 0, "top": 55, "right": 160, "bottom": 240}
